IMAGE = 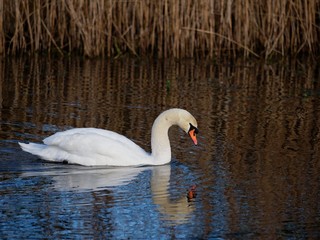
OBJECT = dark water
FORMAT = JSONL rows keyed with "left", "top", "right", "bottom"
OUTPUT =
{"left": 1, "top": 56, "right": 320, "bottom": 239}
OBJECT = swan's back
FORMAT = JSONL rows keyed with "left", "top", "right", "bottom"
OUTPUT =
{"left": 21, "top": 128, "right": 150, "bottom": 166}
{"left": 44, "top": 128, "right": 141, "bottom": 150}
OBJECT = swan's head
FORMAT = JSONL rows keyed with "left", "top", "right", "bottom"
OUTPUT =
{"left": 153, "top": 108, "right": 199, "bottom": 146}
{"left": 172, "top": 109, "right": 199, "bottom": 145}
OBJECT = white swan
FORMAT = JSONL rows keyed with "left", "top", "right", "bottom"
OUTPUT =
{"left": 19, "top": 108, "right": 198, "bottom": 166}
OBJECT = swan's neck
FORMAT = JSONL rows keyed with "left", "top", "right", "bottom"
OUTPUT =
{"left": 151, "top": 114, "right": 172, "bottom": 165}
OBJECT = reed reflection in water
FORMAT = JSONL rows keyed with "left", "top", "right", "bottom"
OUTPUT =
{"left": 0, "top": 56, "right": 320, "bottom": 239}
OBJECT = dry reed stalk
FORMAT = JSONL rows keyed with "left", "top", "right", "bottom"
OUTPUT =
{"left": 0, "top": 0, "right": 4, "bottom": 54}
{"left": 1, "top": 0, "right": 319, "bottom": 58}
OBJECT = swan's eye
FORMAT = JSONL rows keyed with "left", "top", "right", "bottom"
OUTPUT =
{"left": 189, "top": 123, "right": 199, "bottom": 135}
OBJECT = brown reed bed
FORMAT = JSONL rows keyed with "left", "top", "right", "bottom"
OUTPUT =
{"left": 1, "top": 0, "right": 319, "bottom": 58}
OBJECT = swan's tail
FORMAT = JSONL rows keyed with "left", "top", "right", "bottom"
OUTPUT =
{"left": 19, "top": 142, "right": 69, "bottom": 163}
{"left": 19, "top": 142, "right": 46, "bottom": 156}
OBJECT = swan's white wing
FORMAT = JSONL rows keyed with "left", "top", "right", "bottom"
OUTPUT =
{"left": 44, "top": 128, "right": 138, "bottom": 147}
{"left": 23, "top": 128, "right": 150, "bottom": 166}
{"left": 47, "top": 132, "right": 145, "bottom": 156}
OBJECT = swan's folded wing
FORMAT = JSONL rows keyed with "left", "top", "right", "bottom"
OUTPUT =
{"left": 44, "top": 128, "right": 136, "bottom": 147}
{"left": 43, "top": 131, "right": 148, "bottom": 159}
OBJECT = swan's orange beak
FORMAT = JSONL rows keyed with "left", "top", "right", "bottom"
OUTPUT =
{"left": 188, "top": 129, "right": 198, "bottom": 145}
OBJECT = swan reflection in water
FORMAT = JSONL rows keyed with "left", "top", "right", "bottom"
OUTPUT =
{"left": 22, "top": 164, "right": 195, "bottom": 224}
{"left": 151, "top": 165, "right": 195, "bottom": 224}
